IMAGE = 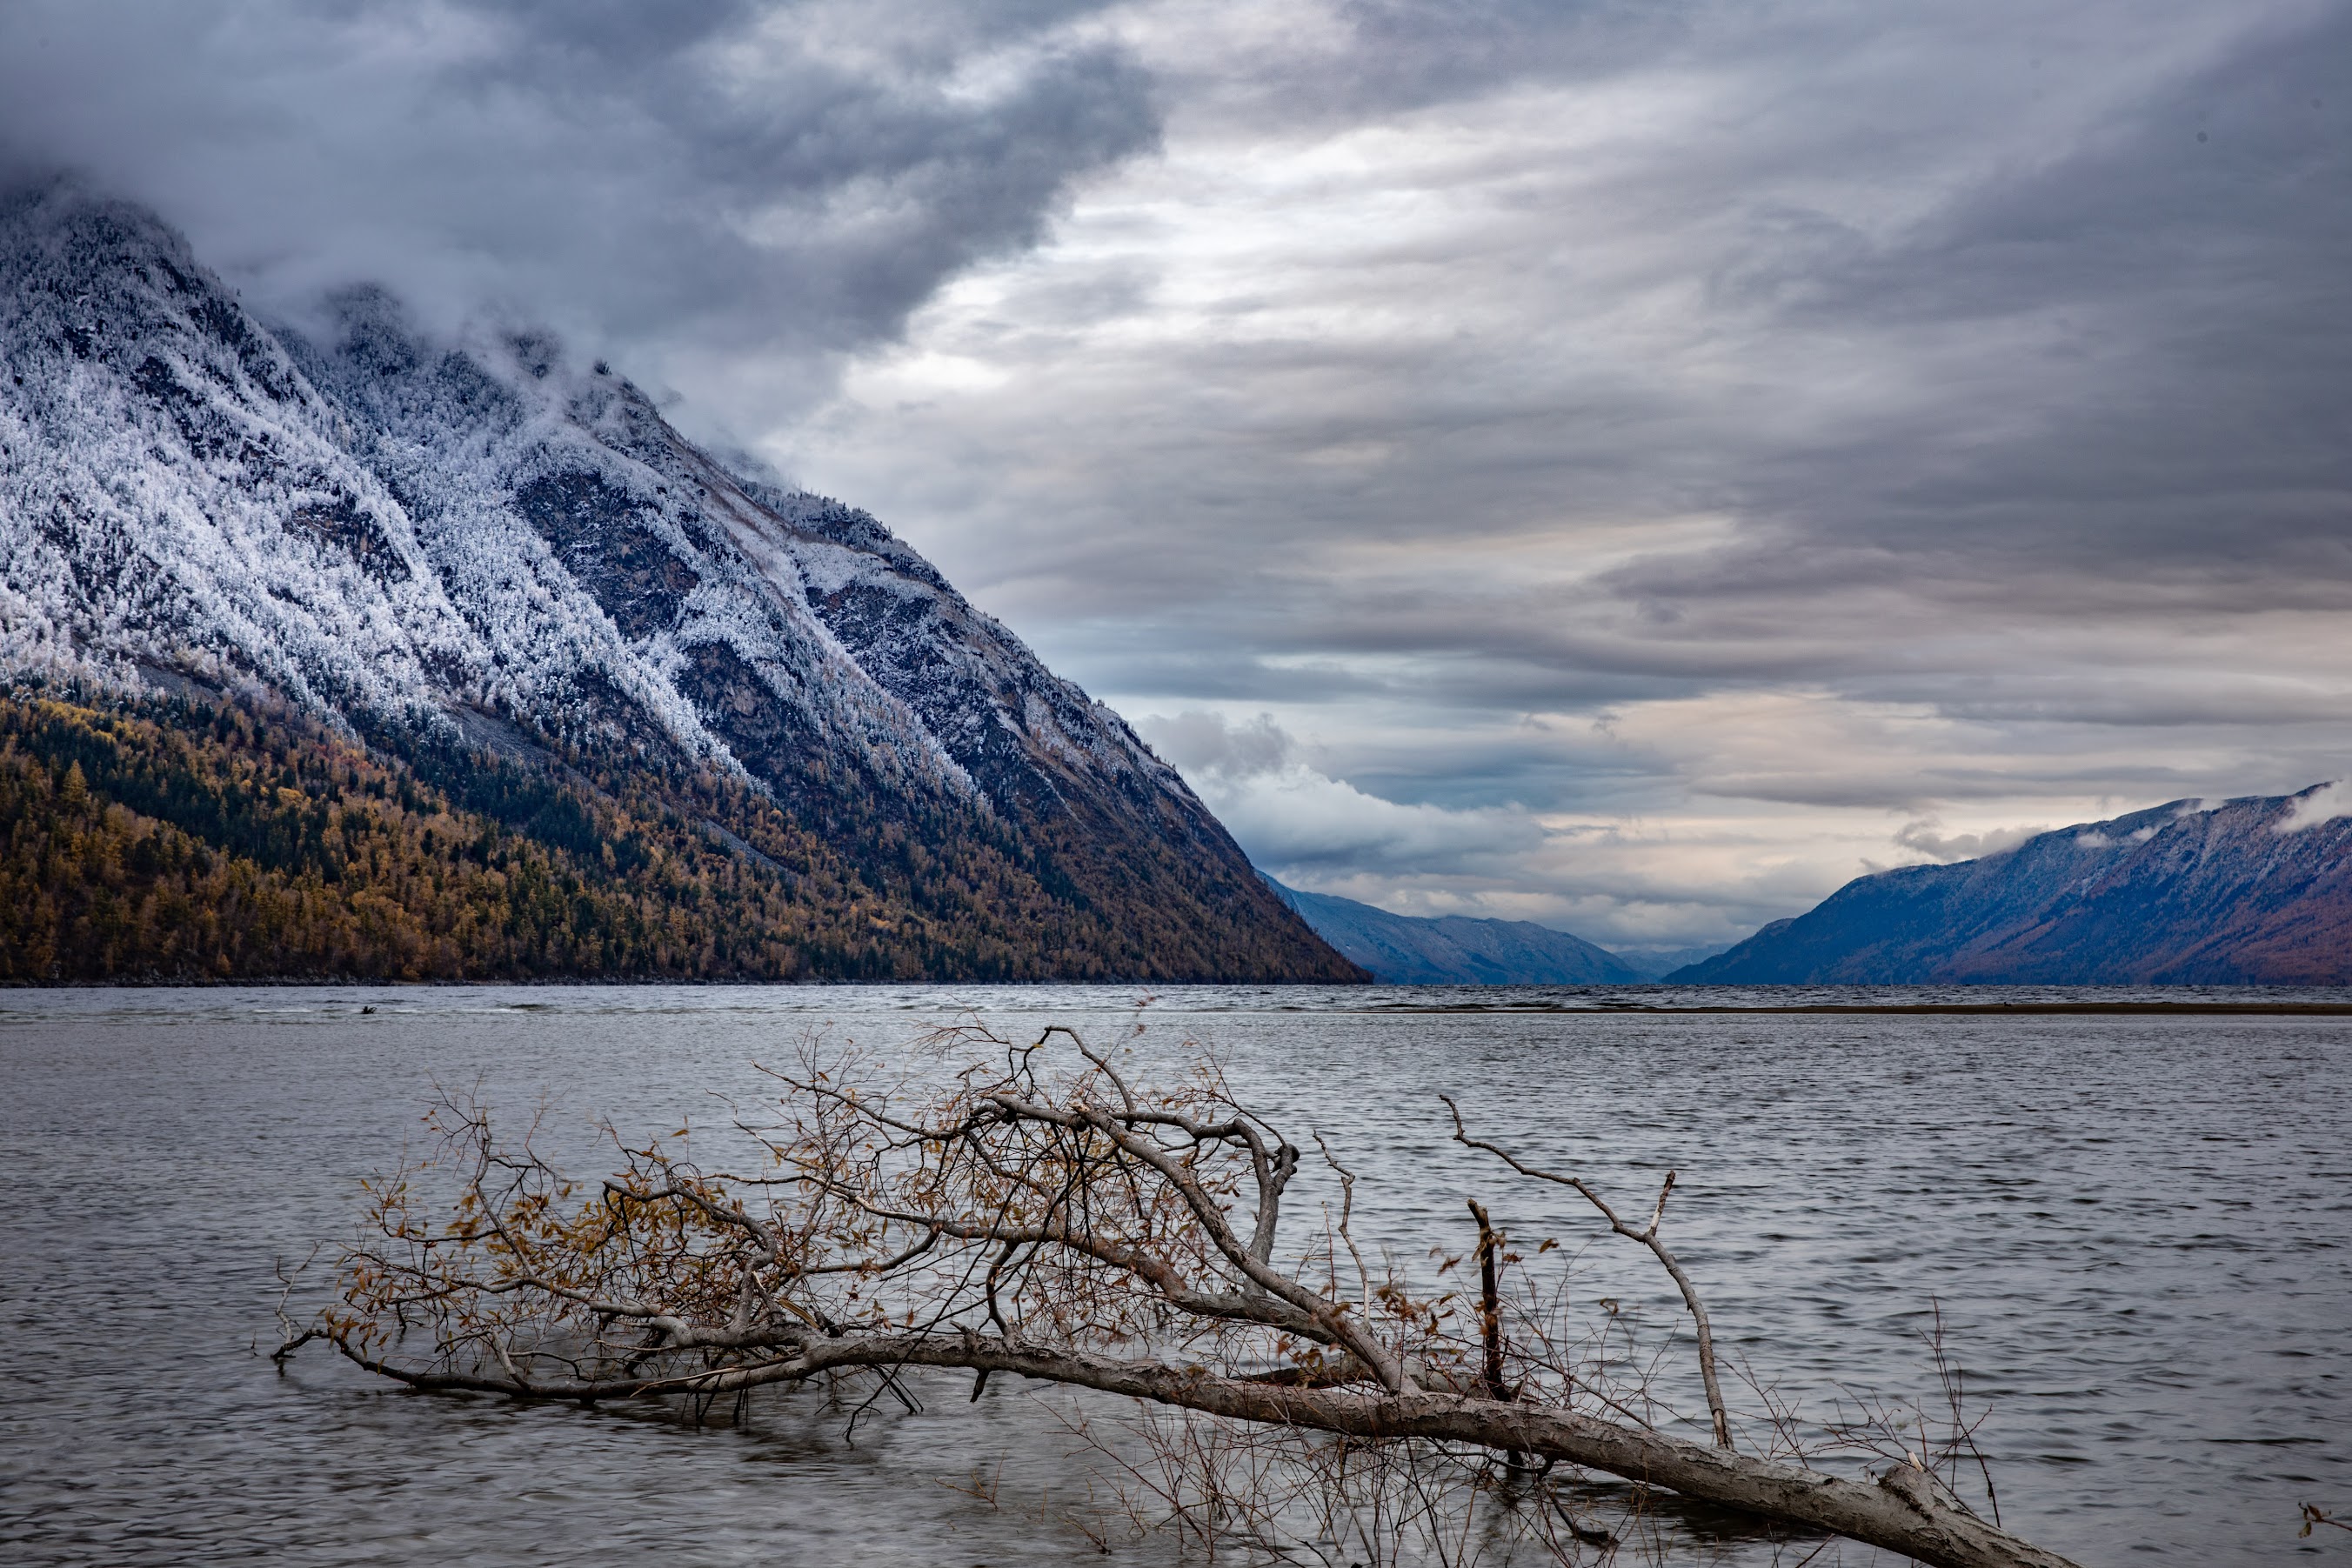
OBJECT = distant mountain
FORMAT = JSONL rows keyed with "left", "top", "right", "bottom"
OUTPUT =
{"left": 0, "top": 180, "right": 1360, "bottom": 982}
{"left": 1607, "top": 944, "right": 1733, "bottom": 981}
{"left": 1671, "top": 788, "right": 2352, "bottom": 984}
{"left": 1263, "top": 877, "right": 1643, "bottom": 984}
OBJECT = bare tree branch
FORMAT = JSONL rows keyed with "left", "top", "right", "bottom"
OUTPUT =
{"left": 294, "top": 1026, "right": 2080, "bottom": 1568}
{"left": 1440, "top": 1094, "right": 1732, "bottom": 1451}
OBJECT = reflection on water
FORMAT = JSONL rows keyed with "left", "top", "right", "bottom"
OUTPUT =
{"left": 2, "top": 984, "right": 2346, "bottom": 1565}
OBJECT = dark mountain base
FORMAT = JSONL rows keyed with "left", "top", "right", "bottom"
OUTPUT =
{"left": 0, "top": 690, "right": 1341, "bottom": 984}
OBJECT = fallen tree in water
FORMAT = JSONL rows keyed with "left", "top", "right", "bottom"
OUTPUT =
{"left": 286, "top": 1024, "right": 2079, "bottom": 1568}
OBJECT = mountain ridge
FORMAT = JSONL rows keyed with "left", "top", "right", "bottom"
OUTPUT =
{"left": 1671, "top": 787, "right": 2352, "bottom": 984}
{"left": 1262, "top": 875, "right": 1647, "bottom": 984}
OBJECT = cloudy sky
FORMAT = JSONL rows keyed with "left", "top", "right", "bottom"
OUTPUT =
{"left": 5, "top": 0, "right": 2347, "bottom": 951}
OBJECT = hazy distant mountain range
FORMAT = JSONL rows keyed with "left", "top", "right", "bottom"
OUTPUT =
{"left": 1261, "top": 877, "right": 1719, "bottom": 984}
{"left": 1673, "top": 788, "right": 2352, "bottom": 984}
{"left": 0, "top": 181, "right": 1358, "bottom": 983}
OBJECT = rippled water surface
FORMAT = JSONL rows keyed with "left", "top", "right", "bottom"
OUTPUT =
{"left": 3, "top": 984, "right": 2347, "bottom": 1565}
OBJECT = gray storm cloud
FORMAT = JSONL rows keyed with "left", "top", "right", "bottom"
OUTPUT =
{"left": 5, "top": 0, "right": 2347, "bottom": 945}
{"left": 1141, "top": 711, "right": 1296, "bottom": 780}
{"left": 776, "top": 1, "right": 2352, "bottom": 941}
{"left": 0, "top": 0, "right": 1155, "bottom": 419}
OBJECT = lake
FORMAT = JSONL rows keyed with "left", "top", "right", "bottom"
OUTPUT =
{"left": 3, "top": 984, "right": 2346, "bottom": 1565}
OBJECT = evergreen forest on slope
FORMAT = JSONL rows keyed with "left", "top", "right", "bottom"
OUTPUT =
{"left": 0, "top": 689, "right": 1280, "bottom": 984}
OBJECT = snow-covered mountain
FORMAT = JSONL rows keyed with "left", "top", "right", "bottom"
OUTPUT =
{"left": 0, "top": 180, "right": 1357, "bottom": 981}
{"left": 1672, "top": 788, "right": 2352, "bottom": 984}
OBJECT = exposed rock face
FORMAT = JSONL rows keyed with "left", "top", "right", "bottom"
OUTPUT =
{"left": 1673, "top": 789, "right": 2352, "bottom": 984}
{"left": 0, "top": 180, "right": 1358, "bottom": 982}
{"left": 1265, "top": 876, "right": 1644, "bottom": 984}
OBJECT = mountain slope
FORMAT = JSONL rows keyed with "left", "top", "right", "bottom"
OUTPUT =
{"left": 1600, "top": 944, "right": 1731, "bottom": 981}
{"left": 1672, "top": 788, "right": 2352, "bottom": 984}
{"left": 1264, "top": 877, "right": 1643, "bottom": 984}
{"left": 0, "top": 180, "right": 1359, "bottom": 982}
{"left": 0, "top": 693, "right": 897, "bottom": 982}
